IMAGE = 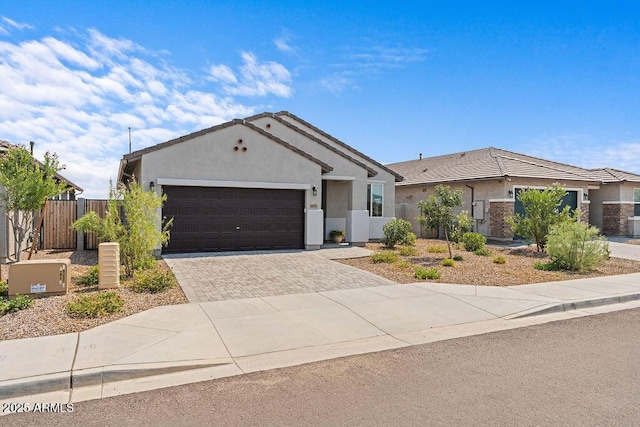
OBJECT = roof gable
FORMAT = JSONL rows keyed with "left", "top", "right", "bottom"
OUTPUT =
{"left": 245, "top": 112, "right": 379, "bottom": 178}
{"left": 119, "top": 119, "right": 333, "bottom": 180}
{"left": 274, "top": 111, "right": 404, "bottom": 182}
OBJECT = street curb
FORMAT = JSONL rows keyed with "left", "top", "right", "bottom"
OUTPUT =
{"left": 0, "top": 359, "right": 234, "bottom": 400}
{"left": 0, "top": 372, "right": 70, "bottom": 400}
{"left": 506, "top": 292, "right": 640, "bottom": 319}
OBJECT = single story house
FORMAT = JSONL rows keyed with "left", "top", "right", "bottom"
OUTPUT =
{"left": 117, "top": 111, "right": 402, "bottom": 253}
{"left": 0, "top": 140, "right": 83, "bottom": 263}
{"left": 388, "top": 147, "right": 640, "bottom": 239}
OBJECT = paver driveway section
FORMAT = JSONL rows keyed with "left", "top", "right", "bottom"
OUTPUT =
{"left": 163, "top": 247, "right": 397, "bottom": 303}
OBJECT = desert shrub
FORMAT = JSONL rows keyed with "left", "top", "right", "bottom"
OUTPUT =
{"left": 453, "top": 255, "right": 464, "bottom": 261}
{"left": 450, "top": 211, "right": 473, "bottom": 243}
{"left": 474, "top": 247, "right": 491, "bottom": 256}
{"left": 0, "top": 294, "right": 34, "bottom": 315}
{"left": 76, "top": 265, "right": 100, "bottom": 286}
{"left": 426, "top": 245, "right": 447, "bottom": 253}
{"left": 381, "top": 218, "right": 416, "bottom": 248}
{"left": 462, "top": 232, "right": 486, "bottom": 252}
{"left": 0, "top": 280, "right": 7, "bottom": 297}
{"left": 371, "top": 251, "right": 399, "bottom": 264}
{"left": 130, "top": 268, "right": 177, "bottom": 293}
{"left": 441, "top": 258, "right": 456, "bottom": 267}
{"left": 507, "top": 185, "right": 574, "bottom": 252}
{"left": 493, "top": 256, "right": 507, "bottom": 264}
{"left": 66, "top": 292, "right": 124, "bottom": 318}
{"left": 395, "top": 260, "right": 412, "bottom": 269}
{"left": 534, "top": 261, "right": 563, "bottom": 271}
{"left": 399, "top": 246, "right": 418, "bottom": 256}
{"left": 414, "top": 267, "right": 440, "bottom": 280}
{"left": 546, "top": 221, "right": 609, "bottom": 272}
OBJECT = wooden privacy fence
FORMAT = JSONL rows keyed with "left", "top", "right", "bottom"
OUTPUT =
{"left": 41, "top": 199, "right": 108, "bottom": 250}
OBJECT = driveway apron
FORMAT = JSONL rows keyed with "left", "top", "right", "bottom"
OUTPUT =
{"left": 163, "top": 248, "right": 396, "bottom": 303}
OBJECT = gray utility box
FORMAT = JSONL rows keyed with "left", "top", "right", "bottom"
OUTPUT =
{"left": 8, "top": 259, "right": 71, "bottom": 297}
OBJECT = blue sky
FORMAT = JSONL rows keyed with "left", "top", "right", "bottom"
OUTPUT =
{"left": 1, "top": 1, "right": 639, "bottom": 198}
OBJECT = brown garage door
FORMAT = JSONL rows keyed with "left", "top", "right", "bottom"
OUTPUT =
{"left": 162, "top": 186, "right": 305, "bottom": 253}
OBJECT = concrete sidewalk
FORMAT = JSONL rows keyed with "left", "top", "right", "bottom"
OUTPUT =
{"left": 2, "top": 272, "right": 640, "bottom": 406}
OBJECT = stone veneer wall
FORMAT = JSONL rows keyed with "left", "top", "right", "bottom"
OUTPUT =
{"left": 489, "top": 201, "right": 514, "bottom": 238}
{"left": 602, "top": 204, "right": 634, "bottom": 235}
{"left": 579, "top": 203, "right": 590, "bottom": 225}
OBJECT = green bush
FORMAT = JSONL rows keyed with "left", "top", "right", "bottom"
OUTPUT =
{"left": 450, "top": 211, "right": 473, "bottom": 243}
{"left": 0, "top": 280, "right": 7, "bottom": 297}
{"left": 474, "top": 247, "right": 491, "bottom": 256}
{"left": 371, "top": 251, "right": 399, "bottom": 264}
{"left": 441, "top": 258, "right": 455, "bottom": 267}
{"left": 399, "top": 246, "right": 418, "bottom": 256}
{"left": 533, "top": 261, "right": 563, "bottom": 271}
{"left": 381, "top": 218, "right": 416, "bottom": 248}
{"left": 546, "top": 221, "right": 609, "bottom": 272}
{"left": 394, "top": 260, "right": 412, "bottom": 269}
{"left": 66, "top": 291, "right": 124, "bottom": 318}
{"left": 426, "top": 245, "right": 447, "bottom": 253}
{"left": 76, "top": 265, "right": 100, "bottom": 286}
{"left": 130, "top": 268, "right": 177, "bottom": 293}
{"left": 0, "top": 294, "right": 34, "bottom": 315}
{"left": 462, "top": 232, "right": 486, "bottom": 252}
{"left": 493, "top": 256, "right": 507, "bottom": 264}
{"left": 453, "top": 255, "right": 464, "bottom": 261}
{"left": 414, "top": 267, "right": 440, "bottom": 280}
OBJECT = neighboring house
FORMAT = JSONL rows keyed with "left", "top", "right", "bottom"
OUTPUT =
{"left": 117, "top": 111, "right": 402, "bottom": 253}
{"left": 388, "top": 147, "right": 640, "bottom": 239}
{"left": 0, "top": 140, "right": 83, "bottom": 263}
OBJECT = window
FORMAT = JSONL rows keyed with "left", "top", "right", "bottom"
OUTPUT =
{"left": 635, "top": 188, "right": 640, "bottom": 216}
{"left": 367, "top": 184, "right": 383, "bottom": 217}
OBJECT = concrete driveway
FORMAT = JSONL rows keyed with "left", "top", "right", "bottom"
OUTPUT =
{"left": 163, "top": 247, "right": 397, "bottom": 303}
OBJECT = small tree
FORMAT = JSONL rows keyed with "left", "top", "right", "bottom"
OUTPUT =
{"left": 73, "top": 180, "right": 173, "bottom": 278}
{"left": 508, "top": 185, "right": 573, "bottom": 252}
{"left": 0, "top": 146, "right": 67, "bottom": 261}
{"left": 417, "top": 184, "right": 463, "bottom": 259}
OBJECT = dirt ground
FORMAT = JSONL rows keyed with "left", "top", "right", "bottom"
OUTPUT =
{"left": 338, "top": 239, "right": 640, "bottom": 286}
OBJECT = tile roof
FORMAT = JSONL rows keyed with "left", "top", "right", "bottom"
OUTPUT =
{"left": 388, "top": 147, "right": 617, "bottom": 186}
{"left": 589, "top": 168, "right": 640, "bottom": 183}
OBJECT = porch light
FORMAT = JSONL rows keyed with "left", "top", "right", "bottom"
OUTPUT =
{"left": 508, "top": 190, "right": 513, "bottom": 198}
{"left": 584, "top": 192, "right": 589, "bottom": 200}
{"left": 149, "top": 181, "right": 155, "bottom": 191}
{"left": 312, "top": 186, "right": 318, "bottom": 196}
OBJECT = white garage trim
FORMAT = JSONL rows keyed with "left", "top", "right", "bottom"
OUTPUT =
{"left": 156, "top": 178, "right": 312, "bottom": 190}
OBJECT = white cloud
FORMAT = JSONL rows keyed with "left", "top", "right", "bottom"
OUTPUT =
{"left": 320, "top": 73, "right": 356, "bottom": 94}
{"left": 0, "top": 28, "right": 284, "bottom": 198}
{"left": 208, "top": 64, "right": 237, "bottom": 84}
{"left": 211, "top": 51, "right": 293, "bottom": 98}
{"left": 527, "top": 136, "right": 640, "bottom": 174}
{"left": 319, "top": 44, "right": 428, "bottom": 94}
{"left": 274, "top": 36, "right": 294, "bottom": 53}
{"left": 1, "top": 16, "right": 34, "bottom": 31}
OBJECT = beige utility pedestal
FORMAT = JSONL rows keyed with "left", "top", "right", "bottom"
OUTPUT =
{"left": 98, "top": 242, "right": 120, "bottom": 289}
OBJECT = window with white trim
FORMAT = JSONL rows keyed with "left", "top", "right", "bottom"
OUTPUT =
{"left": 634, "top": 188, "right": 640, "bottom": 216}
{"left": 367, "top": 184, "right": 383, "bottom": 217}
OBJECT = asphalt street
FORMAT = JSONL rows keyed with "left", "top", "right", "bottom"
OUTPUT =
{"left": 5, "top": 307, "right": 640, "bottom": 426}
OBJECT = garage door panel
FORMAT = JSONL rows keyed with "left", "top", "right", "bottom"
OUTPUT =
{"left": 162, "top": 186, "right": 304, "bottom": 253}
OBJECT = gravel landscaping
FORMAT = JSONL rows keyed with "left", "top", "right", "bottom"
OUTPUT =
{"left": 0, "top": 250, "right": 187, "bottom": 340}
{"left": 337, "top": 239, "right": 640, "bottom": 286}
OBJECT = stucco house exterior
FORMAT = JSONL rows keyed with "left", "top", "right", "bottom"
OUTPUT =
{"left": 388, "top": 147, "right": 640, "bottom": 239}
{"left": 0, "top": 140, "right": 83, "bottom": 263}
{"left": 117, "top": 111, "right": 402, "bottom": 253}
